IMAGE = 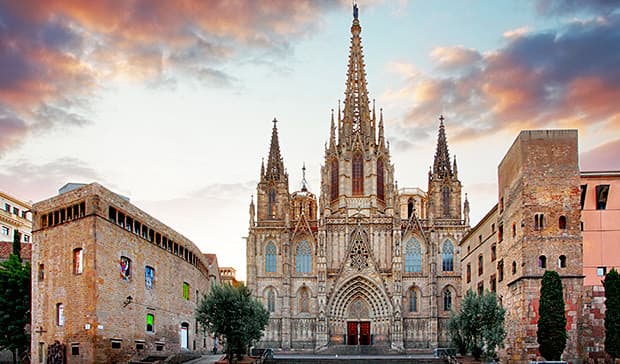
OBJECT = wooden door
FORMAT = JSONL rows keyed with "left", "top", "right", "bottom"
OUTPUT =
{"left": 359, "top": 321, "right": 370, "bottom": 345}
{"left": 347, "top": 322, "right": 358, "bottom": 345}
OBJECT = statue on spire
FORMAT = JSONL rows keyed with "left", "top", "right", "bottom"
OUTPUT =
{"left": 353, "top": 2, "right": 359, "bottom": 19}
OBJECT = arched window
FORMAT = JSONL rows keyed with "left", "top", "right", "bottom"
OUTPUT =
{"left": 442, "top": 240, "right": 454, "bottom": 272}
{"left": 352, "top": 153, "right": 364, "bottom": 195}
{"left": 559, "top": 255, "right": 567, "bottom": 268}
{"left": 407, "top": 199, "right": 414, "bottom": 219}
{"left": 268, "top": 189, "right": 276, "bottom": 219}
{"left": 538, "top": 255, "right": 547, "bottom": 268}
{"left": 377, "top": 159, "right": 385, "bottom": 201}
{"left": 331, "top": 159, "right": 339, "bottom": 201}
{"left": 409, "top": 287, "right": 418, "bottom": 312}
{"left": 267, "top": 289, "right": 276, "bottom": 313}
{"left": 559, "top": 216, "right": 567, "bottom": 230}
{"left": 443, "top": 289, "right": 452, "bottom": 311}
{"left": 404, "top": 238, "right": 422, "bottom": 273}
{"left": 442, "top": 186, "right": 450, "bottom": 217}
{"left": 299, "top": 288, "right": 310, "bottom": 313}
{"left": 296, "top": 241, "right": 311, "bottom": 273}
{"left": 265, "top": 242, "right": 277, "bottom": 273}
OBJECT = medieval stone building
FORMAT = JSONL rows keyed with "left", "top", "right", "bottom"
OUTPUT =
{"left": 246, "top": 6, "right": 470, "bottom": 351}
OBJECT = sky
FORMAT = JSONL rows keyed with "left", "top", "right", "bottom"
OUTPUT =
{"left": 1, "top": 0, "right": 620, "bottom": 281}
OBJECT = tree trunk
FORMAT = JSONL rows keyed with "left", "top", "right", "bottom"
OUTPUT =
{"left": 12, "top": 349, "right": 16, "bottom": 364}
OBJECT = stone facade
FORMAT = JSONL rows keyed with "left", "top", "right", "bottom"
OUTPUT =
{"left": 246, "top": 7, "right": 469, "bottom": 352}
{"left": 460, "top": 130, "right": 584, "bottom": 364}
{"left": 31, "top": 183, "right": 220, "bottom": 364}
{"left": 0, "top": 190, "right": 32, "bottom": 244}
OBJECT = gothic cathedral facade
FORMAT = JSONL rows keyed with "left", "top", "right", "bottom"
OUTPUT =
{"left": 246, "top": 6, "right": 470, "bottom": 351}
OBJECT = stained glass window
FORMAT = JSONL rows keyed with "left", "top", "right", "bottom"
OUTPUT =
{"left": 443, "top": 289, "right": 452, "bottom": 311}
{"left": 267, "top": 289, "right": 275, "bottom": 312}
{"left": 352, "top": 153, "right": 363, "bottom": 195}
{"left": 265, "top": 242, "right": 277, "bottom": 273}
{"left": 377, "top": 159, "right": 385, "bottom": 201}
{"left": 404, "top": 239, "right": 422, "bottom": 272}
{"left": 409, "top": 288, "right": 417, "bottom": 312}
{"left": 442, "top": 241, "right": 454, "bottom": 272}
{"left": 296, "top": 241, "right": 311, "bottom": 273}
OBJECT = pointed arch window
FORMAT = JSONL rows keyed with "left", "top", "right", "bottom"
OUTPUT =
{"left": 442, "top": 240, "right": 454, "bottom": 272}
{"left": 331, "top": 159, "right": 339, "bottom": 201}
{"left": 268, "top": 189, "right": 276, "bottom": 219}
{"left": 295, "top": 240, "right": 311, "bottom": 273}
{"left": 442, "top": 186, "right": 450, "bottom": 217}
{"left": 267, "top": 288, "right": 276, "bottom": 313}
{"left": 265, "top": 242, "right": 277, "bottom": 273}
{"left": 299, "top": 288, "right": 310, "bottom": 313}
{"left": 352, "top": 153, "right": 364, "bottom": 195}
{"left": 377, "top": 158, "right": 385, "bottom": 201}
{"left": 404, "top": 238, "right": 422, "bottom": 273}
{"left": 409, "top": 287, "right": 418, "bottom": 312}
{"left": 443, "top": 289, "right": 452, "bottom": 311}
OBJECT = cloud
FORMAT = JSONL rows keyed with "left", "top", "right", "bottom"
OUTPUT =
{"left": 580, "top": 138, "right": 620, "bottom": 171}
{"left": 385, "top": 11, "right": 620, "bottom": 144}
{"left": 430, "top": 46, "right": 482, "bottom": 71}
{"left": 535, "top": 0, "right": 620, "bottom": 16}
{"left": 0, "top": 0, "right": 345, "bottom": 156}
{"left": 0, "top": 158, "right": 104, "bottom": 202}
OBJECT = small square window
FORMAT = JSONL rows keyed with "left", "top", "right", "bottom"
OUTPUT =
{"left": 156, "top": 343, "right": 164, "bottom": 351}
{"left": 597, "top": 267, "right": 607, "bottom": 277}
{"left": 1, "top": 226, "right": 9, "bottom": 236}
{"left": 24, "top": 234, "right": 30, "bottom": 242}
{"left": 71, "top": 344, "right": 79, "bottom": 356}
{"left": 111, "top": 340, "right": 122, "bottom": 349}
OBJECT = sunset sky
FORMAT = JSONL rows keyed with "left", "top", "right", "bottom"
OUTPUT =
{"left": 1, "top": 0, "right": 619, "bottom": 280}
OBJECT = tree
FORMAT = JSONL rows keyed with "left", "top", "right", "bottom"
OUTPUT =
{"left": 0, "top": 241, "right": 31, "bottom": 364}
{"left": 537, "top": 270, "right": 566, "bottom": 361}
{"left": 604, "top": 268, "right": 620, "bottom": 359}
{"left": 447, "top": 289, "right": 506, "bottom": 360}
{"left": 196, "top": 283, "right": 269, "bottom": 364}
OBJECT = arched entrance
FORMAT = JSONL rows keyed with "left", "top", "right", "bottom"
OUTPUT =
{"left": 327, "top": 275, "right": 392, "bottom": 346}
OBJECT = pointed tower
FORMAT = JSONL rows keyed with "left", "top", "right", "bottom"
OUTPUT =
{"left": 320, "top": 3, "right": 395, "bottom": 217}
{"left": 257, "top": 118, "right": 290, "bottom": 222}
{"left": 340, "top": 3, "right": 375, "bottom": 145}
{"left": 428, "top": 115, "right": 462, "bottom": 220}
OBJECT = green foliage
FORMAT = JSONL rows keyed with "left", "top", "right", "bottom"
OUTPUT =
{"left": 0, "top": 254, "right": 31, "bottom": 363}
{"left": 447, "top": 289, "right": 506, "bottom": 360}
{"left": 537, "top": 270, "right": 567, "bottom": 361}
{"left": 12, "top": 230, "right": 21, "bottom": 260}
{"left": 604, "top": 268, "right": 620, "bottom": 359}
{"left": 196, "top": 283, "right": 269, "bottom": 364}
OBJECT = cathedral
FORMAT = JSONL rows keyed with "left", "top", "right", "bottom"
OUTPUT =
{"left": 246, "top": 5, "right": 470, "bottom": 351}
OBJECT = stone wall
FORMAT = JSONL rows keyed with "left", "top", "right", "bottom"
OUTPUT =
{"left": 31, "top": 183, "right": 216, "bottom": 364}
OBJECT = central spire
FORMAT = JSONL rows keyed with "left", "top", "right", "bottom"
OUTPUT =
{"left": 341, "top": 3, "right": 373, "bottom": 142}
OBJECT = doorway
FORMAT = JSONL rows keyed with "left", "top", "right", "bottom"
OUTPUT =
{"left": 180, "top": 322, "right": 189, "bottom": 349}
{"left": 346, "top": 321, "right": 371, "bottom": 345}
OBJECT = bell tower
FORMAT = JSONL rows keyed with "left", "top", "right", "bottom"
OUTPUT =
{"left": 257, "top": 118, "right": 290, "bottom": 223}
{"left": 427, "top": 115, "right": 462, "bottom": 221}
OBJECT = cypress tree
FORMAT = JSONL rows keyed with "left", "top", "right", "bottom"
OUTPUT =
{"left": 604, "top": 268, "right": 620, "bottom": 359}
{"left": 12, "top": 230, "right": 21, "bottom": 261}
{"left": 537, "top": 270, "right": 567, "bottom": 361}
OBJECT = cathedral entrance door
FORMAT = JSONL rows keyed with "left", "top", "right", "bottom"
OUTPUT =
{"left": 346, "top": 321, "right": 371, "bottom": 345}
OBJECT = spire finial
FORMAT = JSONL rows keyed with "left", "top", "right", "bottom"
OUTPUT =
{"left": 301, "top": 163, "right": 308, "bottom": 192}
{"left": 273, "top": 117, "right": 278, "bottom": 127}
{"left": 439, "top": 114, "right": 445, "bottom": 124}
{"left": 353, "top": 2, "right": 359, "bottom": 19}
